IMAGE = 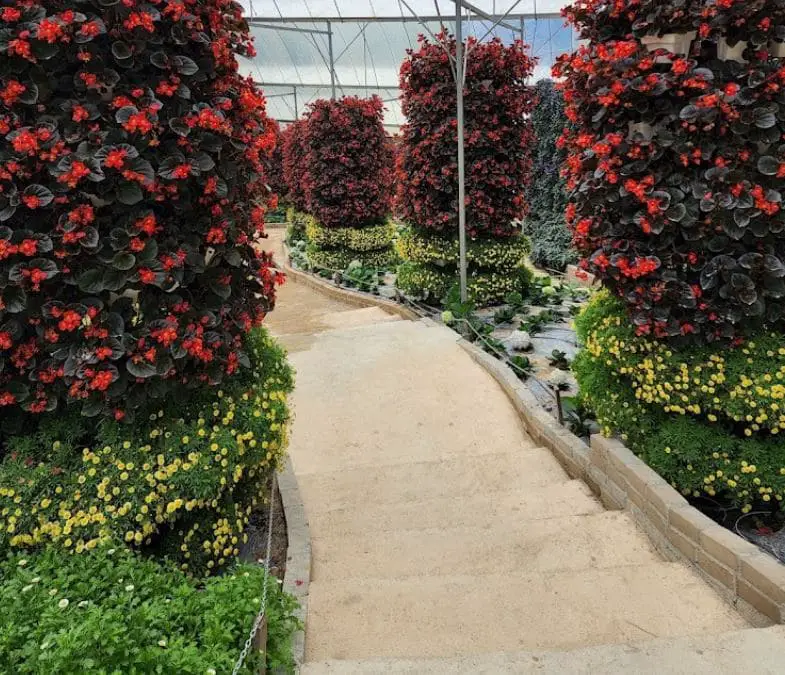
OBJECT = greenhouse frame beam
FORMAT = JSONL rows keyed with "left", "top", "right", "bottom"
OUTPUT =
{"left": 253, "top": 13, "right": 559, "bottom": 23}
{"left": 256, "top": 81, "right": 399, "bottom": 90}
{"left": 248, "top": 21, "right": 330, "bottom": 35}
{"left": 455, "top": 0, "right": 469, "bottom": 302}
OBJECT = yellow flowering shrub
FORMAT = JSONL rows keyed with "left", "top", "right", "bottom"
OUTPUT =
{"left": 396, "top": 260, "right": 532, "bottom": 306}
{"left": 306, "top": 245, "right": 398, "bottom": 272}
{"left": 0, "top": 329, "right": 292, "bottom": 576}
{"left": 395, "top": 228, "right": 531, "bottom": 271}
{"left": 305, "top": 216, "right": 395, "bottom": 252}
{"left": 286, "top": 208, "right": 310, "bottom": 228}
{"left": 581, "top": 291, "right": 785, "bottom": 437}
{"left": 574, "top": 291, "right": 785, "bottom": 513}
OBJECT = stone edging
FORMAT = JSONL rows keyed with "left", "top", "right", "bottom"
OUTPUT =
{"left": 281, "top": 245, "right": 420, "bottom": 322}
{"left": 278, "top": 456, "right": 310, "bottom": 671}
{"left": 458, "top": 338, "right": 785, "bottom": 625}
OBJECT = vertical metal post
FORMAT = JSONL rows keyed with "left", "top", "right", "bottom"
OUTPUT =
{"left": 327, "top": 21, "right": 336, "bottom": 100}
{"left": 455, "top": 2, "right": 468, "bottom": 303}
{"left": 292, "top": 85, "right": 298, "bottom": 117}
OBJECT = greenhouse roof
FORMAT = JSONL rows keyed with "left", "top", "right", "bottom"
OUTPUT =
{"left": 239, "top": 1, "right": 574, "bottom": 127}
{"left": 242, "top": 1, "right": 564, "bottom": 21}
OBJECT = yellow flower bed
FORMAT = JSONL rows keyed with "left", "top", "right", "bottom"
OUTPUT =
{"left": 287, "top": 209, "right": 310, "bottom": 227}
{"left": 583, "top": 299, "right": 785, "bottom": 437}
{"left": 574, "top": 291, "right": 785, "bottom": 514}
{"left": 306, "top": 245, "right": 397, "bottom": 272}
{"left": 396, "top": 228, "right": 530, "bottom": 272}
{"left": 0, "top": 330, "right": 292, "bottom": 576}
{"left": 305, "top": 216, "right": 396, "bottom": 252}
{"left": 396, "top": 261, "right": 529, "bottom": 306}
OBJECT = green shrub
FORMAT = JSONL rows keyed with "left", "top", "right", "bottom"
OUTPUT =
{"left": 526, "top": 81, "right": 576, "bottom": 272}
{"left": 306, "top": 246, "right": 398, "bottom": 273}
{"left": 575, "top": 292, "right": 785, "bottom": 513}
{"left": 0, "top": 330, "right": 292, "bottom": 577}
{"left": 528, "top": 215, "right": 578, "bottom": 272}
{"left": 305, "top": 217, "right": 395, "bottom": 253}
{"left": 0, "top": 545, "right": 300, "bottom": 674}
{"left": 396, "top": 261, "right": 531, "bottom": 306}
{"left": 396, "top": 230, "right": 530, "bottom": 272}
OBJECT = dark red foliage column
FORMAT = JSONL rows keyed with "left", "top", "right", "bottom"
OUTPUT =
{"left": 302, "top": 96, "right": 392, "bottom": 229}
{"left": 557, "top": 0, "right": 785, "bottom": 343}
{"left": 298, "top": 96, "right": 396, "bottom": 271}
{"left": 263, "top": 118, "right": 286, "bottom": 205}
{"left": 0, "top": 0, "right": 280, "bottom": 420}
{"left": 282, "top": 118, "right": 309, "bottom": 213}
{"left": 395, "top": 34, "right": 536, "bottom": 304}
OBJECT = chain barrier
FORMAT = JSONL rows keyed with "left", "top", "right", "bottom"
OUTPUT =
{"left": 232, "top": 473, "right": 277, "bottom": 675}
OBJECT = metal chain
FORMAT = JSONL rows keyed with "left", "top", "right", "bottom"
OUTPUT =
{"left": 233, "top": 473, "right": 277, "bottom": 675}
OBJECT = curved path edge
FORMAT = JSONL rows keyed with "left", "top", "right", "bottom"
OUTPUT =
{"left": 459, "top": 338, "right": 785, "bottom": 627}
{"left": 279, "top": 456, "right": 311, "bottom": 671}
{"left": 280, "top": 244, "right": 419, "bottom": 322}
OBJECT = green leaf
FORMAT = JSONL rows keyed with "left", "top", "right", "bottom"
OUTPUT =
{"left": 77, "top": 269, "right": 106, "bottom": 293}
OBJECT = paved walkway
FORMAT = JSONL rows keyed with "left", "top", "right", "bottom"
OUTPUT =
{"left": 262, "top": 230, "right": 785, "bottom": 674}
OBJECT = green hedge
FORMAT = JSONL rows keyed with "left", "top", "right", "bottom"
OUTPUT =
{"left": 396, "top": 261, "right": 532, "bottom": 306}
{"left": 0, "top": 545, "right": 300, "bottom": 673}
{"left": 306, "top": 245, "right": 398, "bottom": 272}
{"left": 0, "top": 330, "right": 292, "bottom": 577}
{"left": 525, "top": 80, "right": 576, "bottom": 272}
{"left": 305, "top": 216, "right": 395, "bottom": 252}
{"left": 574, "top": 291, "right": 785, "bottom": 513}
{"left": 396, "top": 229, "right": 530, "bottom": 272}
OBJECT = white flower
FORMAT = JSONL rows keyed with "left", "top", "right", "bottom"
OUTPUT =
{"left": 125, "top": 584, "right": 134, "bottom": 592}
{"left": 31, "top": 577, "right": 40, "bottom": 584}
{"left": 78, "top": 600, "right": 89, "bottom": 608}
{"left": 48, "top": 589, "right": 58, "bottom": 596}
{"left": 58, "top": 598, "right": 69, "bottom": 609}
{"left": 22, "top": 584, "right": 33, "bottom": 593}
{"left": 207, "top": 669, "right": 217, "bottom": 675}
{"left": 158, "top": 639, "right": 167, "bottom": 648}
{"left": 548, "top": 370, "right": 570, "bottom": 388}
{"left": 505, "top": 331, "right": 532, "bottom": 352}
{"left": 107, "top": 549, "right": 116, "bottom": 555}
{"left": 17, "top": 559, "right": 27, "bottom": 567}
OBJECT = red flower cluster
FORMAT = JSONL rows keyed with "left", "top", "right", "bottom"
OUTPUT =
{"left": 301, "top": 96, "right": 393, "bottom": 228}
{"left": 557, "top": 0, "right": 785, "bottom": 343}
{"left": 0, "top": 0, "right": 280, "bottom": 420}
{"left": 395, "top": 34, "right": 536, "bottom": 238}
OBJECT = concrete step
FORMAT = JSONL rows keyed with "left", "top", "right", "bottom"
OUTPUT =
{"left": 305, "top": 564, "right": 749, "bottom": 661}
{"left": 311, "top": 511, "right": 661, "bottom": 581}
{"left": 308, "top": 480, "right": 604, "bottom": 537}
{"left": 302, "top": 626, "right": 785, "bottom": 674}
{"left": 296, "top": 449, "right": 569, "bottom": 511}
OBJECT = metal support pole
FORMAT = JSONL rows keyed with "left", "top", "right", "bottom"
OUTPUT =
{"left": 292, "top": 86, "right": 298, "bottom": 117}
{"left": 455, "top": 2, "right": 468, "bottom": 303}
{"left": 327, "top": 21, "right": 336, "bottom": 100}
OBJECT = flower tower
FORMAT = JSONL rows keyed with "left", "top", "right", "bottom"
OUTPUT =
{"left": 301, "top": 96, "right": 396, "bottom": 271}
{"left": 395, "top": 34, "right": 536, "bottom": 305}
{"left": 0, "top": 0, "right": 292, "bottom": 577}
{"left": 527, "top": 80, "right": 576, "bottom": 272}
{"left": 563, "top": 0, "right": 785, "bottom": 512}
{"left": 282, "top": 117, "right": 309, "bottom": 227}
